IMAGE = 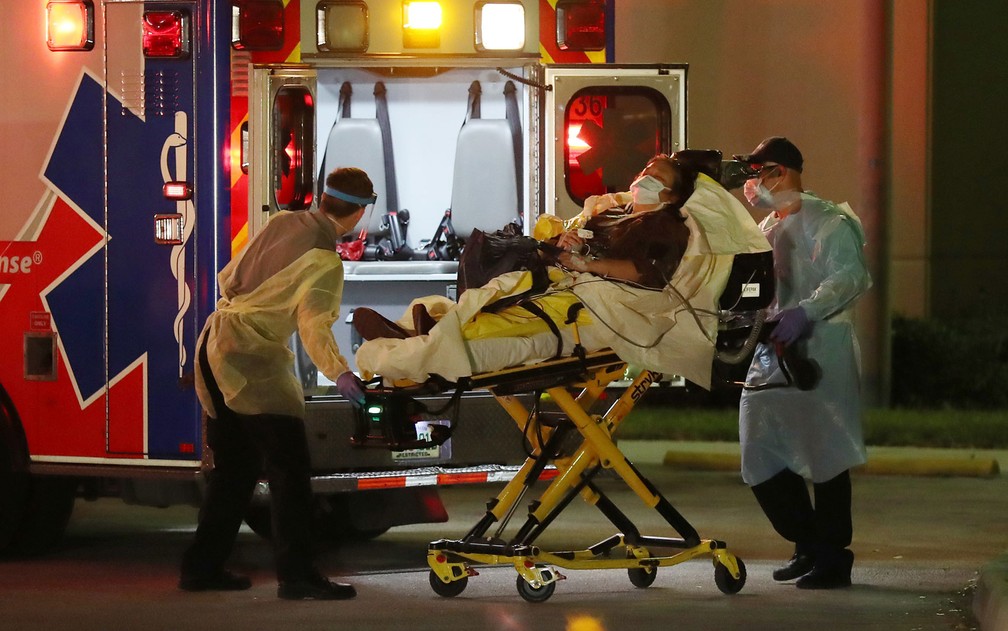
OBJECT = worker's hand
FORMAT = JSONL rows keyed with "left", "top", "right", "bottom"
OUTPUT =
{"left": 769, "top": 307, "right": 810, "bottom": 346}
{"left": 336, "top": 371, "right": 367, "bottom": 408}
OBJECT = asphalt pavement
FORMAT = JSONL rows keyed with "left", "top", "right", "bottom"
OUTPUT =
{"left": 619, "top": 439, "right": 1008, "bottom": 631}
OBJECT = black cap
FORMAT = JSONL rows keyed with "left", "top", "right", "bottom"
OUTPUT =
{"left": 733, "top": 136, "right": 803, "bottom": 173}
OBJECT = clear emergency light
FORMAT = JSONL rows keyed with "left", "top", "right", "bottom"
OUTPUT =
{"left": 162, "top": 182, "right": 192, "bottom": 200}
{"left": 556, "top": 0, "right": 606, "bottom": 51}
{"left": 402, "top": 1, "right": 442, "bottom": 48}
{"left": 316, "top": 1, "right": 369, "bottom": 52}
{"left": 475, "top": 1, "right": 525, "bottom": 51}
{"left": 46, "top": 0, "right": 95, "bottom": 52}
{"left": 231, "top": 0, "right": 285, "bottom": 51}
{"left": 142, "top": 11, "right": 190, "bottom": 58}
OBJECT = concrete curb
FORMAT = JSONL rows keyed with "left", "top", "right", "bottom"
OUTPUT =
{"left": 975, "top": 556, "right": 1008, "bottom": 631}
{"left": 661, "top": 450, "right": 1001, "bottom": 478}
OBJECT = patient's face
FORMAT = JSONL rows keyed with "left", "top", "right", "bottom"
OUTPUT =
{"left": 641, "top": 160, "right": 682, "bottom": 207}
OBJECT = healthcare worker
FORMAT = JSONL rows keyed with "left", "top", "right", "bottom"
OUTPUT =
{"left": 734, "top": 137, "right": 871, "bottom": 590}
{"left": 179, "top": 167, "right": 371, "bottom": 600}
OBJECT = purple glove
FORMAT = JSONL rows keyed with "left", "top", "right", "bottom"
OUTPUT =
{"left": 770, "top": 307, "right": 810, "bottom": 346}
{"left": 336, "top": 371, "right": 366, "bottom": 407}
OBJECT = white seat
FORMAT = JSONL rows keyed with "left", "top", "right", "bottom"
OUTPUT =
{"left": 449, "top": 119, "right": 521, "bottom": 240}
{"left": 322, "top": 118, "right": 388, "bottom": 235}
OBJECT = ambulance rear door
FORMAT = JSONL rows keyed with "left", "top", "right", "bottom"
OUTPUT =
{"left": 103, "top": 2, "right": 203, "bottom": 462}
{"left": 543, "top": 65, "right": 688, "bottom": 221}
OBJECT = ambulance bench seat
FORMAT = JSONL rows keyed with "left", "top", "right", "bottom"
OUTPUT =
{"left": 322, "top": 117, "right": 390, "bottom": 236}
{"left": 448, "top": 119, "right": 521, "bottom": 243}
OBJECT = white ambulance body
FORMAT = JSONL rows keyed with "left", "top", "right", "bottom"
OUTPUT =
{"left": 0, "top": 0, "right": 685, "bottom": 554}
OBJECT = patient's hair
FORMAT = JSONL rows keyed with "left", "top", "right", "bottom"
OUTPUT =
{"left": 320, "top": 167, "right": 375, "bottom": 218}
{"left": 647, "top": 155, "right": 695, "bottom": 212}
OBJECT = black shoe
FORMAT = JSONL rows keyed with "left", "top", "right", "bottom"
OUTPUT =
{"left": 772, "top": 553, "right": 815, "bottom": 582}
{"left": 179, "top": 570, "right": 252, "bottom": 592}
{"left": 796, "top": 549, "right": 854, "bottom": 590}
{"left": 277, "top": 574, "right": 357, "bottom": 601}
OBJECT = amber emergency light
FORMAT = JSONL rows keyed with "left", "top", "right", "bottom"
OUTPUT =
{"left": 46, "top": 0, "right": 95, "bottom": 51}
{"left": 402, "top": 1, "right": 442, "bottom": 48}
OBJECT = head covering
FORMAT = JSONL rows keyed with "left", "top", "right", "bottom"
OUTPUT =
{"left": 733, "top": 136, "right": 803, "bottom": 173}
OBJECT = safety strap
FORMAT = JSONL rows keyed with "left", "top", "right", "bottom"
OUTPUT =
{"left": 516, "top": 300, "right": 564, "bottom": 360}
{"left": 464, "top": 80, "right": 481, "bottom": 123}
{"left": 316, "top": 82, "right": 355, "bottom": 198}
{"left": 374, "top": 82, "right": 399, "bottom": 215}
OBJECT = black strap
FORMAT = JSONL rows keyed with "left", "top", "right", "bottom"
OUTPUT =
{"left": 503, "top": 80, "right": 523, "bottom": 224}
{"left": 373, "top": 81, "right": 399, "bottom": 214}
{"left": 517, "top": 300, "right": 564, "bottom": 359}
{"left": 464, "top": 80, "right": 481, "bottom": 123}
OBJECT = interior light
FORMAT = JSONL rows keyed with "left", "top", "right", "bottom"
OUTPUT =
{"left": 47, "top": 1, "right": 95, "bottom": 52}
{"left": 231, "top": 0, "right": 285, "bottom": 51}
{"left": 475, "top": 1, "right": 525, "bottom": 51}
{"left": 556, "top": 0, "right": 606, "bottom": 51}
{"left": 163, "top": 182, "right": 192, "bottom": 200}
{"left": 403, "top": 1, "right": 441, "bottom": 48}
{"left": 317, "top": 1, "right": 369, "bottom": 52}
{"left": 143, "top": 11, "right": 190, "bottom": 58}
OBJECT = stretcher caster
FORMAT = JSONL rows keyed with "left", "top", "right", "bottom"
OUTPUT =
{"left": 516, "top": 574, "right": 556, "bottom": 603}
{"left": 714, "top": 557, "right": 747, "bottom": 595}
{"left": 428, "top": 570, "right": 468, "bottom": 598}
{"left": 628, "top": 566, "right": 658, "bottom": 588}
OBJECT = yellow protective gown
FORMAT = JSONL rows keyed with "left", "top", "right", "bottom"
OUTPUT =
{"left": 195, "top": 210, "right": 351, "bottom": 419}
{"left": 739, "top": 193, "right": 872, "bottom": 485}
{"left": 356, "top": 175, "right": 771, "bottom": 387}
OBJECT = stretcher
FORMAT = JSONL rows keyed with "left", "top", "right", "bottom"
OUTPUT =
{"left": 355, "top": 296, "right": 765, "bottom": 602}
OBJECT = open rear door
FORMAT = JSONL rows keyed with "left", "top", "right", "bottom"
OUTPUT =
{"left": 543, "top": 65, "right": 687, "bottom": 221}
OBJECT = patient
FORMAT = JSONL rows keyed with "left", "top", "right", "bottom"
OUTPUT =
{"left": 354, "top": 154, "right": 771, "bottom": 388}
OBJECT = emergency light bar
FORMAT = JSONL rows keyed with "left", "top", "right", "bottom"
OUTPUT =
{"left": 556, "top": 0, "right": 606, "bottom": 51}
{"left": 475, "top": 1, "right": 525, "bottom": 51}
{"left": 402, "top": 1, "right": 442, "bottom": 48}
{"left": 316, "top": 1, "right": 369, "bottom": 52}
{"left": 231, "top": 0, "right": 285, "bottom": 51}
{"left": 46, "top": 0, "right": 95, "bottom": 52}
{"left": 142, "top": 11, "right": 190, "bottom": 58}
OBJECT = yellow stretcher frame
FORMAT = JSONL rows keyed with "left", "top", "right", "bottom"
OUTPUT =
{"left": 424, "top": 346, "right": 747, "bottom": 603}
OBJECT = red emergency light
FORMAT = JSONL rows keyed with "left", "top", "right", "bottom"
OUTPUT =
{"left": 231, "top": 0, "right": 285, "bottom": 51}
{"left": 556, "top": 0, "right": 606, "bottom": 51}
{"left": 46, "top": 0, "right": 95, "bottom": 52}
{"left": 142, "top": 11, "right": 190, "bottom": 58}
{"left": 162, "top": 182, "right": 192, "bottom": 200}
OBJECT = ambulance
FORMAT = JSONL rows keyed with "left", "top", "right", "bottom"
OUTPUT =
{"left": 0, "top": 0, "right": 687, "bottom": 554}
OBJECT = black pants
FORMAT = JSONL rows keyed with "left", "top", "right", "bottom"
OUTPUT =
{"left": 181, "top": 339, "right": 316, "bottom": 582}
{"left": 750, "top": 468, "right": 852, "bottom": 560}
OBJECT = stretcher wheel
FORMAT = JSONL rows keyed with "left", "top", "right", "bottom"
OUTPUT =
{"left": 628, "top": 566, "right": 657, "bottom": 588}
{"left": 516, "top": 575, "right": 556, "bottom": 603}
{"left": 714, "top": 558, "right": 747, "bottom": 595}
{"left": 429, "top": 570, "right": 468, "bottom": 597}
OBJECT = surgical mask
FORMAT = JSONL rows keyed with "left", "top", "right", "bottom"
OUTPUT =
{"left": 743, "top": 178, "right": 776, "bottom": 208}
{"left": 630, "top": 175, "right": 669, "bottom": 207}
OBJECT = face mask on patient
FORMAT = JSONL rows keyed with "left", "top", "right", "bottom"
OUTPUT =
{"left": 630, "top": 175, "right": 669, "bottom": 207}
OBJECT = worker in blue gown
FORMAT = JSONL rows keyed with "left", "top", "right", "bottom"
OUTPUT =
{"left": 734, "top": 137, "right": 872, "bottom": 590}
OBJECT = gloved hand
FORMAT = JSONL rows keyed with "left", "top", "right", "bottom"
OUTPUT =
{"left": 770, "top": 307, "right": 810, "bottom": 346}
{"left": 335, "top": 371, "right": 366, "bottom": 408}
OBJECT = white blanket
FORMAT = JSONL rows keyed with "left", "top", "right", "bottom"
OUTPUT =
{"left": 355, "top": 175, "right": 771, "bottom": 389}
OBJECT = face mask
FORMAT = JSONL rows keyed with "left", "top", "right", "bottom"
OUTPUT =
{"left": 743, "top": 178, "right": 776, "bottom": 208}
{"left": 630, "top": 175, "right": 668, "bottom": 207}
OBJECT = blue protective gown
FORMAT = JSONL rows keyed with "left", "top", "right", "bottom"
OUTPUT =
{"left": 739, "top": 192, "right": 872, "bottom": 485}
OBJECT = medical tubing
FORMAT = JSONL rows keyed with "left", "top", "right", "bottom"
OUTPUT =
{"left": 715, "top": 310, "right": 767, "bottom": 365}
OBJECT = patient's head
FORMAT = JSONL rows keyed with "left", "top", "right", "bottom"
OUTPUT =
{"left": 632, "top": 155, "right": 695, "bottom": 212}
